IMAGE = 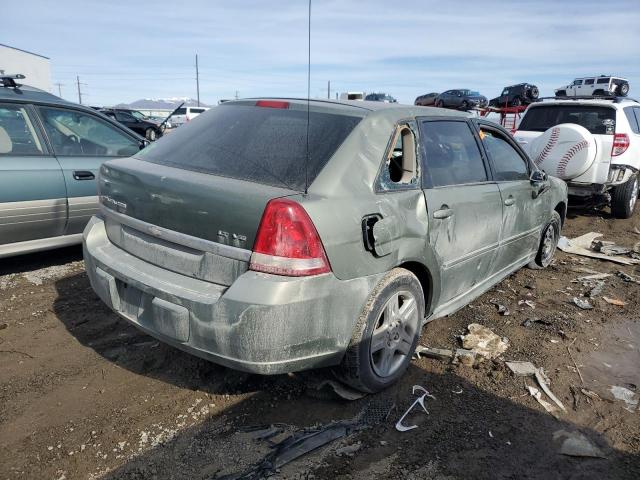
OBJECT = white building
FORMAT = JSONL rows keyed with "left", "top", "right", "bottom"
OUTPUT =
{"left": 0, "top": 44, "right": 51, "bottom": 92}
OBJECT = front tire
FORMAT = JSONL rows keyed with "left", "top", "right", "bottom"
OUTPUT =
{"left": 556, "top": 90, "right": 567, "bottom": 97}
{"left": 611, "top": 174, "right": 638, "bottom": 219}
{"left": 529, "top": 211, "right": 561, "bottom": 269}
{"left": 436, "top": 99, "right": 444, "bottom": 108}
{"left": 511, "top": 96, "right": 522, "bottom": 107}
{"left": 337, "top": 268, "right": 424, "bottom": 393}
{"left": 145, "top": 128, "right": 157, "bottom": 141}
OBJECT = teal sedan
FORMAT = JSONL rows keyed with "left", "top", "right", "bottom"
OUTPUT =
{"left": 0, "top": 75, "right": 144, "bottom": 257}
{"left": 84, "top": 98, "right": 568, "bottom": 392}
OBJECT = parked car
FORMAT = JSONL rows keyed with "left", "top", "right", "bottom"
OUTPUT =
{"left": 489, "top": 83, "right": 539, "bottom": 107}
{"left": 364, "top": 93, "right": 397, "bottom": 103}
{"left": 555, "top": 76, "right": 630, "bottom": 97}
{"left": 515, "top": 97, "right": 640, "bottom": 217}
{"left": 0, "top": 75, "right": 145, "bottom": 258}
{"left": 170, "top": 106, "right": 209, "bottom": 127}
{"left": 84, "top": 98, "right": 567, "bottom": 392}
{"left": 99, "top": 108, "right": 165, "bottom": 141}
{"left": 340, "top": 92, "right": 366, "bottom": 101}
{"left": 435, "top": 90, "right": 488, "bottom": 110}
{"left": 414, "top": 92, "right": 439, "bottom": 106}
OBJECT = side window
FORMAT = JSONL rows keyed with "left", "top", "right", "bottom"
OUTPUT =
{"left": 378, "top": 125, "right": 418, "bottom": 190}
{"left": 624, "top": 107, "right": 640, "bottom": 134}
{"left": 115, "top": 111, "right": 136, "bottom": 122}
{"left": 0, "top": 104, "right": 45, "bottom": 156}
{"left": 573, "top": 80, "right": 583, "bottom": 86}
{"left": 422, "top": 121, "right": 487, "bottom": 188}
{"left": 584, "top": 79, "right": 595, "bottom": 85}
{"left": 481, "top": 129, "right": 529, "bottom": 181}
{"left": 39, "top": 107, "right": 139, "bottom": 157}
{"left": 634, "top": 108, "right": 640, "bottom": 134}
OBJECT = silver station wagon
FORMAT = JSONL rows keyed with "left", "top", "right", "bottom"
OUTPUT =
{"left": 83, "top": 99, "right": 567, "bottom": 392}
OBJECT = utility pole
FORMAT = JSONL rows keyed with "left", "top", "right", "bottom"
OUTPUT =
{"left": 54, "top": 82, "right": 64, "bottom": 97}
{"left": 195, "top": 54, "right": 200, "bottom": 107}
{"left": 76, "top": 75, "right": 82, "bottom": 104}
{"left": 235, "top": 90, "right": 239, "bottom": 100}
{"left": 327, "top": 80, "right": 330, "bottom": 99}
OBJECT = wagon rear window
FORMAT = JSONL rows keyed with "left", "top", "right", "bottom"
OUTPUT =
{"left": 137, "top": 104, "right": 362, "bottom": 191}
{"left": 519, "top": 105, "right": 616, "bottom": 135}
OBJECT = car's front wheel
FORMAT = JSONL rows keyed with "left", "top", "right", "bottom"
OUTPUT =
{"left": 529, "top": 211, "right": 561, "bottom": 269}
{"left": 611, "top": 174, "right": 638, "bottom": 219}
{"left": 145, "top": 128, "right": 157, "bottom": 141}
{"left": 511, "top": 96, "right": 522, "bottom": 107}
{"left": 337, "top": 268, "right": 424, "bottom": 393}
{"left": 435, "top": 99, "right": 444, "bottom": 108}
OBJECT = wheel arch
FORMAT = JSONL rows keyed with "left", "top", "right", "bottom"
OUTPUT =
{"left": 554, "top": 201, "right": 567, "bottom": 226}
{"left": 397, "top": 260, "right": 434, "bottom": 316}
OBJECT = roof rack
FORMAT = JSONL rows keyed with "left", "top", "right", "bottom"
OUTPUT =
{"left": 535, "top": 95, "right": 638, "bottom": 104}
{"left": 0, "top": 73, "right": 25, "bottom": 88}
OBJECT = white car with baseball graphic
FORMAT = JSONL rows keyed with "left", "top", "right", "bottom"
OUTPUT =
{"left": 514, "top": 98, "right": 640, "bottom": 218}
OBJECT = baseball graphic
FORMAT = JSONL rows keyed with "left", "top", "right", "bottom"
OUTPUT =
{"left": 529, "top": 124, "right": 597, "bottom": 180}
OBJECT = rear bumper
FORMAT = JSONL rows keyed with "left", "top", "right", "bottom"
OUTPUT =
{"left": 83, "top": 216, "right": 380, "bottom": 374}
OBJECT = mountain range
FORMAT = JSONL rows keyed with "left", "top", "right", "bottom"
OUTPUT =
{"left": 114, "top": 97, "right": 211, "bottom": 110}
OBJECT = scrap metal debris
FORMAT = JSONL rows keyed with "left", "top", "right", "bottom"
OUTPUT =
{"left": 592, "top": 241, "right": 631, "bottom": 256}
{"left": 528, "top": 386, "right": 560, "bottom": 415}
{"left": 617, "top": 270, "right": 640, "bottom": 284}
{"left": 518, "top": 299, "right": 536, "bottom": 309}
{"left": 553, "top": 430, "right": 606, "bottom": 458}
{"left": 395, "top": 385, "right": 436, "bottom": 432}
{"left": 306, "top": 379, "right": 367, "bottom": 401}
{"left": 453, "top": 348, "right": 477, "bottom": 366}
{"left": 572, "top": 297, "right": 593, "bottom": 310}
{"left": 414, "top": 346, "right": 454, "bottom": 362}
{"left": 461, "top": 323, "right": 509, "bottom": 360}
{"left": 490, "top": 299, "right": 510, "bottom": 316}
{"left": 558, "top": 233, "right": 639, "bottom": 266}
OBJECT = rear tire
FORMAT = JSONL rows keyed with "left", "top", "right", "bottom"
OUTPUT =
{"left": 461, "top": 100, "right": 469, "bottom": 110}
{"left": 530, "top": 87, "right": 539, "bottom": 99}
{"left": 556, "top": 90, "right": 567, "bottom": 97}
{"left": 611, "top": 174, "right": 638, "bottom": 219}
{"left": 529, "top": 211, "right": 561, "bottom": 269}
{"left": 336, "top": 268, "right": 424, "bottom": 393}
{"left": 436, "top": 99, "right": 444, "bottom": 108}
{"left": 511, "top": 97, "right": 522, "bottom": 107}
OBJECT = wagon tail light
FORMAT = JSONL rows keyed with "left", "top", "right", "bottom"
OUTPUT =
{"left": 250, "top": 198, "right": 331, "bottom": 276}
{"left": 612, "top": 133, "right": 630, "bottom": 156}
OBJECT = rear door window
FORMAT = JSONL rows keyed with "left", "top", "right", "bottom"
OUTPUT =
{"left": 597, "top": 78, "right": 610, "bottom": 84}
{"left": 39, "top": 107, "right": 140, "bottom": 157}
{"left": 173, "top": 108, "right": 187, "bottom": 115}
{"left": 420, "top": 120, "right": 488, "bottom": 188}
{"left": 519, "top": 105, "right": 616, "bottom": 135}
{"left": 480, "top": 128, "right": 530, "bottom": 181}
{"left": 137, "top": 104, "right": 362, "bottom": 191}
{"left": 0, "top": 104, "right": 46, "bottom": 155}
{"left": 584, "top": 79, "right": 595, "bottom": 85}
{"left": 189, "top": 108, "right": 205, "bottom": 114}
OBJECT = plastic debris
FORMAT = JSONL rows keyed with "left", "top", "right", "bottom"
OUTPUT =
{"left": 505, "top": 361, "right": 537, "bottom": 376}
{"left": 609, "top": 385, "right": 639, "bottom": 412}
{"left": 518, "top": 299, "right": 536, "bottom": 309}
{"left": 558, "top": 233, "right": 638, "bottom": 265}
{"left": 584, "top": 280, "right": 605, "bottom": 298}
{"left": 507, "top": 361, "right": 566, "bottom": 413}
{"left": 617, "top": 271, "right": 640, "bottom": 284}
{"left": 553, "top": 430, "right": 606, "bottom": 458}
{"left": 335, "top": 441, "right": 362, "bottom": 457}
{"left": 395, "top": 385, "right": 436, "bottom": 432}
{"left": 572, "top": 297, "right": 593, "bottom": 310}
{"left": 461, "top": 323, "right": 509, "bottom": 360}
{"left": 602, "top": 296, "right": 626, "bottom": 306}
{"left": 307, "top": 379, "right": 367, "bottom": 401}
{"left": 593, "top": 241, "right": 631, "bottom": 256}
{"left": 528, "top": 386, "right": 559, "bottom": 414}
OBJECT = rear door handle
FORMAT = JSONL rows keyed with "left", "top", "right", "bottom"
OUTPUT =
{"left": 73, "top": 170, "right": 95, "bottom": 181}
{"left": 504, "top": 196, "right": 515, "bottom": 206}
{"left": 433, "top": 206, "right": 453, "bottom": 219}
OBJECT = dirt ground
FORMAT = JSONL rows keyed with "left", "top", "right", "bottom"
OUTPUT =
{"left": 1, "top": 208, "right": 640, "bottom": 480}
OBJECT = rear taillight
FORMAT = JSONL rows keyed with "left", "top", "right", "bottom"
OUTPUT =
{"left": 250, "top": 198, "right": 331, "bottom": 276}
{"left": 510, "top": 129, "right": 517, "bottom": 135}
{"left": 612, "top": 133, "right": 630, "bottom": 156}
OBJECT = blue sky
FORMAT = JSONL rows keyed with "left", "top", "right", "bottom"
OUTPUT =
{"left": 4, "top": 0, "right": 640, "bottom": 105}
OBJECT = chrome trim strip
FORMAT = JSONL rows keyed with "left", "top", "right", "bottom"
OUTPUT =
{"left": 100, "top": 205, "right": 252, "bottom": 262}
{"left": 0, "top": 198, "right": 66, "bottom": 212}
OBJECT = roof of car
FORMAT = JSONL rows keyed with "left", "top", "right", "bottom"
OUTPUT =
{"left": 531, "top": 97, "right": 639, "bottom": 108}
{"left": 226, "top": 97, "right": 470, "bottom": 119}
{"left": 0, "top": 84, "right": 76, "bottom": 105}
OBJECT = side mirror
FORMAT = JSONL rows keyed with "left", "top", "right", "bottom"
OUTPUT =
{"left": 139, "top": 139, "right": 149, "bottom": 150}
{"left": 530, "top": 170, "right": 547, "bottom": 183}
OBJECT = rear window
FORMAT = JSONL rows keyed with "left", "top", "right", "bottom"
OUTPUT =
{"left": 597, "top": 78, "right": 610, "bottom": 84}
{"left": 519, "top": 105, "right": 616, "bottom": 135}
{"left": 173, "top": 108, "right": 186, "bottom": 115}
{"left": 137, "top": 104, "right": 362, "bottom": 191}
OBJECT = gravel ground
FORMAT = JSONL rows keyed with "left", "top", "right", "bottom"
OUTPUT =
{"left": 1, "top": 209, "right": 639, "bottom": 479}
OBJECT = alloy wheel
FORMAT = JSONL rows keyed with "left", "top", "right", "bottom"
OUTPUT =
{"left": 370, "top": 291, "right": 419, "bottom": 378}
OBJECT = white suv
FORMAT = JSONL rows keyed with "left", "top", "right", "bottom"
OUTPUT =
{"left": 170, "top": 106, "right": 209, "bottom": 127}
{"left": 515, "top": 98, "right": 640, "bottom": 218}
{"left": 555, "top": 76, "right": 630, "bottom": 97}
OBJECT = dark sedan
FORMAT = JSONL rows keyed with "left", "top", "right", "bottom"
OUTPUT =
{"left": 435, "top": 89, "right": 487, "bottom": 110}
{"left": 100, "top": 108, "right": 165, "bottom": 141}
{"left": 414, "top": 92, "right": 439, "bottom": 106}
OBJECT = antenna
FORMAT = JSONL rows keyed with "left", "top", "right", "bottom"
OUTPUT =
{"left": 304, "top": 0, "right": 311, "bottom": 194}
